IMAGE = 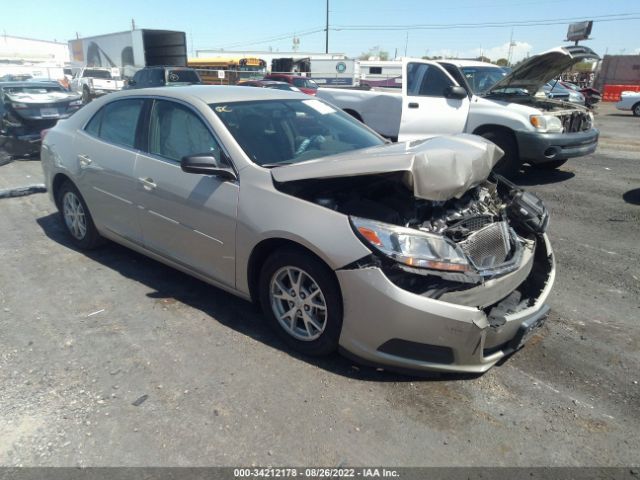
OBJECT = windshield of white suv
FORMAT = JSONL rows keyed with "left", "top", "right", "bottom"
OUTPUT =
{"left": 212, "top": 99, "right": 384, "bottom": 167}
{"left": 461, "top": 66, "right": 509, "bottom": 94}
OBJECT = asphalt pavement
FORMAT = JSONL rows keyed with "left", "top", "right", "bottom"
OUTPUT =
{"left": 0, "top": 103, "right": 638, "bottom": 467}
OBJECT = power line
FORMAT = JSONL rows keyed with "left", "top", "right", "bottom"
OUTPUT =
{"left": 217, "top": 27, "right": 325, "bottom": 50}
{"left": 333, "top": 13, "right": 640, "bottom": 31}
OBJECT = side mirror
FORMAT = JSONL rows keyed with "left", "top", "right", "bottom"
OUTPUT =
{"left": 444, "top": 85, "right": 468, "bottom": 100}
{"left": 128, "top": 79, "right": 136, "bottom": 86}
{"left": 180, "top": 154, "right": 237, "bottom": 181}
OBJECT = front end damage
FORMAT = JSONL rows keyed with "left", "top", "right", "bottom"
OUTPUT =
{"left": 272, "top": 135, "right": 555, "bottom": 373}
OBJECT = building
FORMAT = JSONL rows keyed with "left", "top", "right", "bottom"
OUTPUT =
{"left": 0, "top": 34, "right": 70, "bottom": 79}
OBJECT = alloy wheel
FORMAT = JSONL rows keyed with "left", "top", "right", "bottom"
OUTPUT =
{"left": 270, "top": 266, "right": 328, "bottom": 341}
{"left": 62, "top": 191, "right": 87, "bottom": 240}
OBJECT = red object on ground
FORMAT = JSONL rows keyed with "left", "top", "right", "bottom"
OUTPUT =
{"left": 602, "top": 84, "right": 640, "bottom": 102}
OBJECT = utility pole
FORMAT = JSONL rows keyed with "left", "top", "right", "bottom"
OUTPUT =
{"left": 404, "top": 31, "right": 409, "bottom": 57}
{"left": 325, "top": 0, "right": 329, "bottom": 54}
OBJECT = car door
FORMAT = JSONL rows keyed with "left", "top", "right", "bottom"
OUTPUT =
{"left": 398, "top": 59, "right": 470, "bottom": 142}
{"left": 73, "top": 98, "right": 146, "bottom": 243}
{"left": 134, "top": 98, "right": 239, "bottom": 287}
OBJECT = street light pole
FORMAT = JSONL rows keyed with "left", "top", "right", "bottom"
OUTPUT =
{"left": 325, "top": 0, "right": 329, "bottom": 54}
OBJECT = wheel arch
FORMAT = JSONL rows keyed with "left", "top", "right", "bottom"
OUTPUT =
{"left": 52, "top": 172, "right": 74, "bottom": 209}
{"left": 246, "top": 237, "right": 340, "bottom": 305}
{"left": 473, "top": 124, "right": 520, "bottom": 156}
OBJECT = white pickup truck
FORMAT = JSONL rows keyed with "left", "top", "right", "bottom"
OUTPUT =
{"left": 70, "top": 67, "right": 124, "bottom": 104}
{"left": 318, "top": 46, "right": 600, "bottom": 175}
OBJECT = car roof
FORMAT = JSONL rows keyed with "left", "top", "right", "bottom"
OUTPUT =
{"left": 111, "top": 84, "right": 307, "bottom": 103}
{"left": 438, "top": 59, "right": 501, "bottom": 68}
{"left": 0, "top": 81, "right": 64, "bottom": 88}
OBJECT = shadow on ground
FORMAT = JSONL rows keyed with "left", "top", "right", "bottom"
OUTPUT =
{"left": 36, "top": 212, "right": 482, "bottom": 383}
{"left": 623, "top": 188, "right": 640, "bottom": 206}
{"left": 510, "top": 165, "right": 576, "bottom": 186}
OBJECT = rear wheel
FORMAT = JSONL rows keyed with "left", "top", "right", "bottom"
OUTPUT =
{"left": 479, "top": 130, "right": 523, "bottom": 178}
{"left": 531, "top": 159, "right": 568, "bottom": 170}
{"left": 632, "top": 102, "right": 640, "bottom": 117}
{"left": 259, "top": 249, "right": 342, "bottom": 356}
{"left": 56, "top": 181, "right": 103, "bottom": 249}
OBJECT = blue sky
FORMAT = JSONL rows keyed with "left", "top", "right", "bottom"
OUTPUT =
{"left": 2, "top": 0, "right": 639, "bottom": 61}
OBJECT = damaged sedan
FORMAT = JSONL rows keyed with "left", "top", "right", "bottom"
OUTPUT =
{"left": 41, "top": 86, "right": 555, "bottom": 374}
{"left": 0, "top": 81, "right": 83, "bottom": 157}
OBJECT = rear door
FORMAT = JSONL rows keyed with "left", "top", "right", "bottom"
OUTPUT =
{"left": 134, "top": 98, "right": 239, "bottom": 287}
{"left": 73, "top": 98, "right": 146, "bottom": 243}
{"left": 398, "top": 59, "right": 470, "bottom": 141}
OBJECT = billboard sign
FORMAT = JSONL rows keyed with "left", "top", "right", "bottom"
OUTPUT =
{"left": 566, "top": 21, "right": 593, "bottom": 42}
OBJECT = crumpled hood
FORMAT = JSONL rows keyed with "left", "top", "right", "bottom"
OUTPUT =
{"left": 6, "top": 91, "right": 80, "bottom": 104}
{"left": 488, "top": 45, "right": 600, "bottom": 95}
{"left": 271, "top": 134, "right": 503, "bottom": 201}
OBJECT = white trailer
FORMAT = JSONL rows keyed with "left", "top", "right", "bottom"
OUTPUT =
{"left": 68, "top": 29, "right": 188, "bottom": 79}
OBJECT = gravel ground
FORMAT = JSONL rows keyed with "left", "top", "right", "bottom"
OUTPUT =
{"left": 0, "top": 103, "right": 638, "bottom": 467}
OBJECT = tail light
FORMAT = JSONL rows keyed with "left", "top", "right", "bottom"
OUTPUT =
{"left": 40, "top": 129, "right": 51, "bottom": 142}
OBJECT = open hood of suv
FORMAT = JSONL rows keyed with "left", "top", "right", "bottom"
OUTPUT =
{"left": 271, "top": 134, "right": 503, "bottom": 201}
{"left": 487, "top": 45, "right": 600, "bottom": 95}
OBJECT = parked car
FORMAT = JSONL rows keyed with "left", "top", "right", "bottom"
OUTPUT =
{"left": 263, "top": 74, "right": 318, "bottom": 95}
{"left": 0, "top": 74, "right": 33, "bottom": 82}
{"left": 0, "top": 81, "right": 82, "bottom": 157}
{"left": 125, "top": 66, "right": 202, "bottom": 89}
{"left": 541, "top": 81, "right": 585, "bottom": 105}
{"left": 559, "top": 81, "right": 601, "bottom": 109}
{"left": 70, "top": 67, "right": 125, "bottom": 104}
{"left": 238, "top": 80, "right": 301, "bottom": 92}
{"left": 615, "top": 91, "right": 640, "bottom": 116}
{"left": 318, "top": 46, "right": 600, "bottom": 175}
{"left": 41, "top": 86, "right": 555, "bottom": 374}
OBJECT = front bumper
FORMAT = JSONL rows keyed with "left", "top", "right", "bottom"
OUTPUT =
{"left": 336, "top": 234, "right": 555, "bottom": 374}
{"left": 515, "top": 128, "right": 599, "bottom": 164}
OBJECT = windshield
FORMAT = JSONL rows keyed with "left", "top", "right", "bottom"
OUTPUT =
{"left": 5, "top": 85, "right": 65, "bottom": 94}
{"left": 211, "top": 99, "right": 384, "bottom": 167}
{"left": 83, "top": 69, "right": 112, "bottom": 79}
{"left": 167, "top": 69, "right": 200, "bottom": 84}
{"left": 461, "top": 66, "right": 508, "bottom": 94}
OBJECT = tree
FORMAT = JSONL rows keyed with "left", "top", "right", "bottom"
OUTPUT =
{"left": 496, "top": 58, "right": 509, "bottom": 66}
{"left": 359, "top": 47, "right": 389, "bottom": 61}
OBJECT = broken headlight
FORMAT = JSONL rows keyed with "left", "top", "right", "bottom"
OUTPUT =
{"left": 350, "top": 217, "right": 470, "bottom": 273}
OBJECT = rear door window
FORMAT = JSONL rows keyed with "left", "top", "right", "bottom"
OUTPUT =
{"left": 85, "top": 99, "right": 145, "bottom": 148}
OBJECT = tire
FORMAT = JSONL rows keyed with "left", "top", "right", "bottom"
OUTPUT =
{"left": 56, "top": 181, "right": 103, "bottom": 249}
{"left": 479, "top": 130, "right": 523, "bottom": 178}
{"left": 632, "top": 102, "right": 640, "bottom": 117}
{"left": 82, "top": 87, "right": 91, "bottom": 105}
{"left": 259, "top": 248, "right": 343, "bottom": 356}
{"left": 531, "top": 159, "right": 568, "bottom": 170}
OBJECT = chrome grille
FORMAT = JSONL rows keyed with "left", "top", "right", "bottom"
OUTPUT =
{"left": 457, "top": 221, "right": 511, "bottom": 268}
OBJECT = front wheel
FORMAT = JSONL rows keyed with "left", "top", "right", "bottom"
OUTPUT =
{"left": 259, "top": 249, "right": 343, "bottom": 356}
{"left": 479, "top": 130, "right": 523, "bottom": 178}
{"left": 531, "top": 159, "right": 568, "bottom": 170}
{"left": 82, "top": 87, "right": 91, "bottom": 104}
{"left": 56, "top": 181, "right": 103, "bottom": 249}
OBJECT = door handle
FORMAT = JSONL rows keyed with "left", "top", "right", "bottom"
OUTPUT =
{"left": 408, "top": 102, "right": 419, "bottom": 109}
{"left": 78, "top": 154, "right": 92, "bottom": 167}
{"left": 139, "top": 177, "right": 157, "bottom": 191}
